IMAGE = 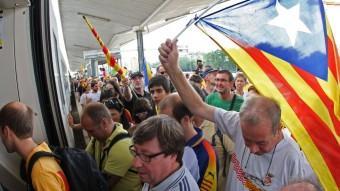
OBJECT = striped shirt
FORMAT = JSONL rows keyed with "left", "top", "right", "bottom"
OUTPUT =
{"left": 142, "top": 166, "right": 199, "bottom": 191}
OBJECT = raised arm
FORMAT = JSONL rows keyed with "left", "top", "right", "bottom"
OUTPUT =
{"left": 121, "top": 78, "right": 132, "bottom": 102}
{"left": 158, "top": 39, "right": 215, "bottom": 122}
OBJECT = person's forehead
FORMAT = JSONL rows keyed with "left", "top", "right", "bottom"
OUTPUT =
{"left": 132, "top": 76, "right": 143, "bottom": 80}
{"left": 241, "top": 120, "right": 273, "bottom": 140}
{"left": 134, "top": 137, "right": 161, "bottom": 152}
{"left": 150, "top": 86, "right": 165, "bottom": 91}
{"left": 216, "top": 73, "right": 229, "bottom": 78}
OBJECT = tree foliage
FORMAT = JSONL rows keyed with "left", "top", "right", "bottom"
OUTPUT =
{"left": 177, "top": 50, "right": 237, "bottom": 72}
{"left": 148, "top": 49, "right": 238, "bottom": 72}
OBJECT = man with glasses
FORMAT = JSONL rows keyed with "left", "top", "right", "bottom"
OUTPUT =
{"left": 158, "top": 39, "right": 318, "bottom": 191}
{"left": 205, "top": 70, "right": 244, "bottom": 111}
{"left": 81, "top": 103, "right": 141, "bottom": 191}
{"left": 130, "top": 115, "right": 199, "bottom": 191}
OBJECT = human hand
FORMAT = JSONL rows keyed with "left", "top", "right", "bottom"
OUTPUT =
{"left": 67, "top": 114, "right": 74, "bottom": 126}
{"left": 158, "top": 39, "right": 180, "bottom": 74}
{"left": 121, "top": 77, "right": 130, "bottom": 87}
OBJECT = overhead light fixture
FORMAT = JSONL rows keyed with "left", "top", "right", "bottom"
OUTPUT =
{"left": 77, "top": 12, "right": 111, "bottom": 22}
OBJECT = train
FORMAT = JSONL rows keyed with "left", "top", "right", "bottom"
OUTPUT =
{"left": 0, "top": 0, "right": 74, "bottom": 190}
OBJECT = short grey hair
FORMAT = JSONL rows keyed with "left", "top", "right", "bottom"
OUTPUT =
{"left": 81, "top": 102, "right": 111, "bottom": 125}
{"left": 239, "top": 96, "right": 281, "bottom": 134}
{"left": 133, "top": 115, "right": 185, "bottom": 164}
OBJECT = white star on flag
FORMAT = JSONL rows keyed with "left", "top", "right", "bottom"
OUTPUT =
{"left": 268, "top": 1, "right": 311, "bottom": 45}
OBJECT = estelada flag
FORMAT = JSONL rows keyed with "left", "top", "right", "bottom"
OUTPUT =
{"left": 196, "top": 0, "right": 340, "bottom": 189}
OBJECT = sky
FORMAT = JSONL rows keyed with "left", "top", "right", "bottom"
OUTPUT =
{"left": 120, "top": 2, "right": 340, "bottom": 71}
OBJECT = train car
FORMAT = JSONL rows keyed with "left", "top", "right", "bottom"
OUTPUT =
{"left": 0, "top": 0, "right": 73, "bottom": 190}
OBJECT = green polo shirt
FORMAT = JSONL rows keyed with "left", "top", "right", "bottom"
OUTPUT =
{"left": 205, "top": 92, "right": 244, "bottom": 111}
{"left": 86, "top": 123, "right": 141, "bottom": 191}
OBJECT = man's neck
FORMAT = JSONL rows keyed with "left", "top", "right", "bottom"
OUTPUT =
{"left": 184, "top": 124, "right": 198, "bottom": 142}
{"left": 16, "top": 138, "right": 38, "bottom": 160}
{"left": 205, "top": 84, "right": 214, "bottom": 94}
{"left": 99, "top": 125, "right": 115, "bottom": 144}
{"left": 219, "top": 91, "right": 233, "bottom": 100}
{"left": 134, "top": 87, "right": 144, "bottom": 96}
{"left": 149, "top": 162, "right": 181, "bottom": 188}
{"left": 235, "top": 88, "right": 243, "bottom": 96}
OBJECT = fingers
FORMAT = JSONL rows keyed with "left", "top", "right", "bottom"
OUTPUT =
{"left": 158, "top": 39, "right": 176, "bottom": 63}
{"left": 159, "top": 55, "right": 168, "bottom": 64}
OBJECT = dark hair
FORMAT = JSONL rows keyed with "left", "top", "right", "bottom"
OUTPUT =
{"left": 0, "top": 102, "right": 34, "bottom": 138}
{"left": 248, "top": 85, "right": 259, "bottom": 94}
{"left": 217, "top": 69, "right": 234, "bottom": 82}
{"left": 189, "top": 74, "right": 203, "bottom": 84}
{"left": 190, "top": 82, "right": 206, "bottom": 101}
{"left": 91, "top": 81, "right": 98, "bottom": 88}
{"left": 103, "top": 98, "right": 131, "bottom": 130}
{"left": 148, "top": 75, "right": 170, "bottom": 93}
{"left": 133, "top": 98, "right": 155, "bottom": 123}
{"left": 133, "top": 115, "right": 185, "bottom": 164}
{"left": 173, "top": 102, "right": 193, "bottom": 122}
{"left": 108, "top": 79, "right": 122, "bottom": 96}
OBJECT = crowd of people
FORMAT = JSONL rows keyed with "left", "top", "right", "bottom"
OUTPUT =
{"left": 0, "top": 39, "right": 322, "bottom": 191}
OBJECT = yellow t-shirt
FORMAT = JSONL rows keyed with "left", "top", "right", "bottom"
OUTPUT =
{"left": 86, "top": 123, "right": 141, "bottom": 191}
{"left": 26, "top": 142, "right": 69, "bottom": 191}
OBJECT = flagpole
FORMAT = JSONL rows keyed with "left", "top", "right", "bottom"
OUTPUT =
{"left": 173, "top": 0, "right": 225, "bottom": 40}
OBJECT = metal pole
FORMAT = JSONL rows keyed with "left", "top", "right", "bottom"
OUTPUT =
{"left": 136, "top": 29, "right": 145, "bottom": 72}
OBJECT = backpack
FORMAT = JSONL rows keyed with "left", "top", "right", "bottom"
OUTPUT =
{"left": 22, "top": 147, "right": 108, "bottom": 191}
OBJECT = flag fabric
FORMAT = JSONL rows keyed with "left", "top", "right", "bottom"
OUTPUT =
{"left": 82, "top": 16, "right": 126, "bottom": 79}
{"left": 196, "top": 0, "right": 340, "bottom": 190}
{"left": 142, "top": 58, "right": 153, "bottom": 87}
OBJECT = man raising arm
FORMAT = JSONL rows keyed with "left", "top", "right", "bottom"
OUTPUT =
{"left": 158, "top": 39, "right": 320, "bottom": 191}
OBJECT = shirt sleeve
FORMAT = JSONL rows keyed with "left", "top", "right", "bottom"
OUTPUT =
{"left": 31, "top": 159, "right": 69, "bottom": 191}
{"left": 213, "top": 108, "right": 242, "bottom": 143}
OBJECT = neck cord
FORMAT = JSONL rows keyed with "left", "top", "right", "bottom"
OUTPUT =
{"left": 242, "top": 143, "right": 278, "bottom": 178}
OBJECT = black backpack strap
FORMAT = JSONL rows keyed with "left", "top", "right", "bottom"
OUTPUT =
{"left": 26, "top": 151, "right": 57, "bottom": 188}
{"left": 99, "top": 133, "right": 130, "bottom": 170}
{"left": 228, "top": 94, "right": 237, "bottom": 111}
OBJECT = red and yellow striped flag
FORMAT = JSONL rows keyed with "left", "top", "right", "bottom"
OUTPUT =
{"left": 83, "top": 16, "right": 125, "bottom": 78}
{"left": 197, "top": 0, "right": 340, "bottom": 189}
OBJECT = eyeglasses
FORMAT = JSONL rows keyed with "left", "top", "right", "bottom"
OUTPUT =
{"left": 103, "top": 99, "right": 121, "bottom": 109}
{"left": 215, "top": 78, "right": 229, "bottom": 82}
{"left": 129, "top": 145, "right": 165, "bottom": 163}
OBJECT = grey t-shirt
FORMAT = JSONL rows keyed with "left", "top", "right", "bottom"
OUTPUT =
{"left": 214, "top": 108, "right": 317, "bottom": 191}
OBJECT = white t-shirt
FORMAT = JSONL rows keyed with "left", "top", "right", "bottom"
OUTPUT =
{"left": 214, "top": 108, "right": 318, "bottom": 191}
{"left": 87, "top": 91, "right": 101, "bottom": 103}
{"left": 79, "top": 92, "right": 89, "bottom": 106}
